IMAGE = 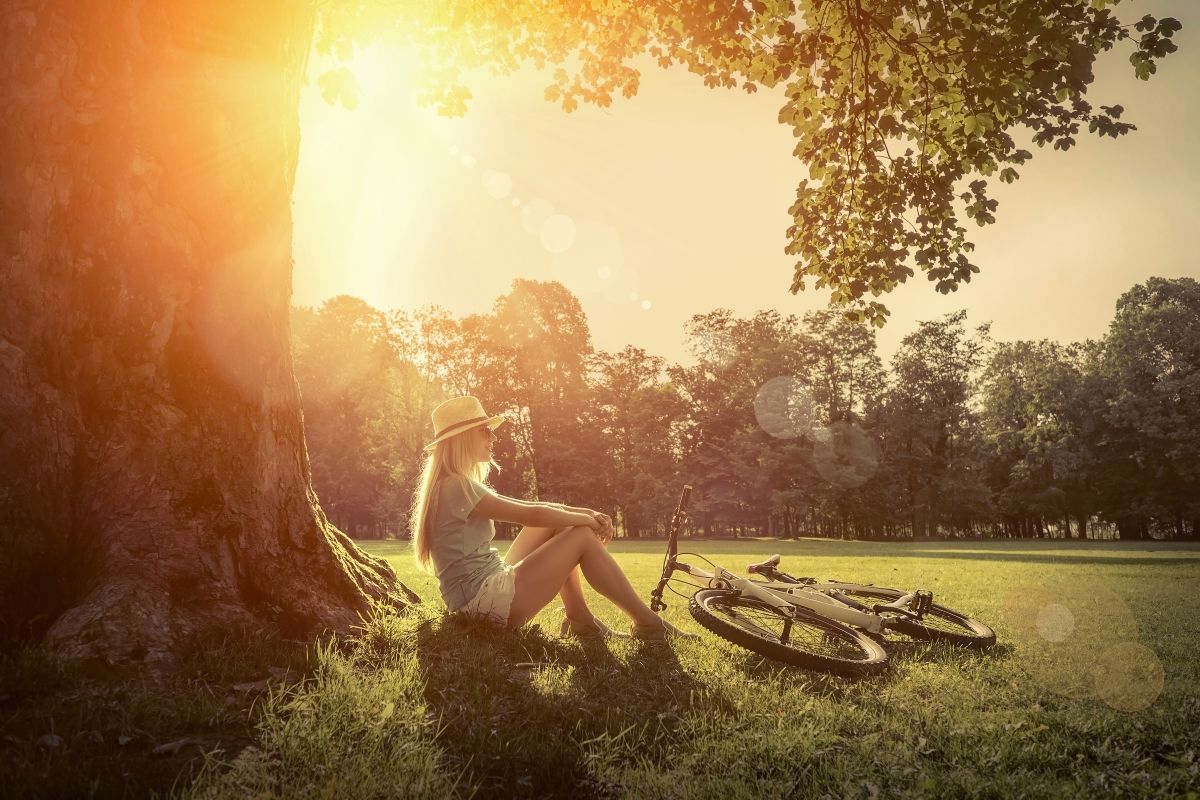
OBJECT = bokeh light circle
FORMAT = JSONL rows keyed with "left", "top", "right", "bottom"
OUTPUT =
{"left": 811, "top": 422, "right": 879, "bottom": 488}
{"left": 1093, "top": 642, "right": 1164, "bottom": 712}
{"left": 1001, "top": 583, "right": 1141, "bottom": 701}
{"left": 1035, "top": 603, "right": 1075, "bottom": 643}
{"left": 753, "top": 376, "right": 816, "bottom": 439}
{"left": 540, "top": 214, "right": 577, "bottom": 253}
{"left": 482, "top": 170, "right": 512, "bottom": 199}
{"left": 460, "top": 154, "right": 476, "bottom": 168}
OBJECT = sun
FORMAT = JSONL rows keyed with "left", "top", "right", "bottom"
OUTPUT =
{"left": 291, "top": 43, "right": 480, "bottom": 312}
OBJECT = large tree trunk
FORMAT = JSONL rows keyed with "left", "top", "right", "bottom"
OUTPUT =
{"left": 0, "top": 0, "right": 416, "bottom": 669}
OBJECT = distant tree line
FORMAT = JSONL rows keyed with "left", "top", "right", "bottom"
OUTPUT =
{"left": 291, "top": 276, "right": 1199, "bottom": 541}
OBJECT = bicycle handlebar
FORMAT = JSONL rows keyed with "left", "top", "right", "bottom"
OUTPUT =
{"left": 674, "top": 484, "right": 692, "bottom": 516}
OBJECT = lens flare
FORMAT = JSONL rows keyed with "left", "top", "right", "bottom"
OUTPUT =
{"left": 1093, "top": 642, "right": 1164, "bottom": 712}
{"left": 1001, "top": 583, "right": 1152, "bottom": 704}
{"left": 482, "top": 170, "right": 512, "bottom": 199}
{"left": 1035, "top": 603, "right": 1074, "bottom": 643}
{"left": 811, "top": 422, "right": 879, "bottom": 487}
{"left": 753, "top": 376, "right": 816, "bottom": 439}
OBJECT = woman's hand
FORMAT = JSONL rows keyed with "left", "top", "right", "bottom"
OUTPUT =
{"left": 591, "top": 511, "right": 614, "bottom": 544}
{"left": 572, "top": 512, "right": 601, "bottom": 531}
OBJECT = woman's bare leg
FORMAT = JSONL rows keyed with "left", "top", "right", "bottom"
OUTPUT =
{"left": 504, "top": 526, "right": 590, "bottom": 621}
{"left": 508, "top": 526, "right": 660, "bottom": 628}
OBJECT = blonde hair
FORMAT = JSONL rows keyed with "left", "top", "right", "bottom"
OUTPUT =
{"left": 411, "top": 426, "right": 498, "bottom": 573}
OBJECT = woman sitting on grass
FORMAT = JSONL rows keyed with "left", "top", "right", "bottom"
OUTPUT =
{"left": 410, "top": 396, "right": 694, "bottom": 640}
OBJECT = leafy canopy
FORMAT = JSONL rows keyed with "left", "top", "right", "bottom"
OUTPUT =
{"left": 318, "top": 0, "right": 1181, "bottom": 326}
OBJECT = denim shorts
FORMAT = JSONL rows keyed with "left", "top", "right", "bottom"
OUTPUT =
{"left": 460, "top": 564, "right": 516, "bottom": 627}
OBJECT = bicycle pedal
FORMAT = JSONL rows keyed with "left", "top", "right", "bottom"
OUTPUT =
{"left": 912, "top": 590, "right": 934, "bottom": 616}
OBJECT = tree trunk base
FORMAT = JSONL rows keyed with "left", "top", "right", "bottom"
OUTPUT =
{"left": 1, "top": 0, "right": 421, "bottom": 668}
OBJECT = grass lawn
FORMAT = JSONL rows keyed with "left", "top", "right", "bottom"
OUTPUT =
{"left": 5, "top": 539, "right": 1199, "bottom": 798}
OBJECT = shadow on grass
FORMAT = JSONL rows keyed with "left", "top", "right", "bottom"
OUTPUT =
{"left": 0, "top": 629, "right": 314, "bottom": 800}
{"left": 413, "top": 614, "right": 708, "bottom": 798}
{"left": 711, "top": 629, "right": 1015, "bottom": 701}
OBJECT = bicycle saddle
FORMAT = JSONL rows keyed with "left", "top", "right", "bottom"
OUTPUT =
{"left": 747, "top": 554, "right": 781, "bottom": 575}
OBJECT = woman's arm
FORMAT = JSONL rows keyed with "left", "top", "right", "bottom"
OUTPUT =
{"left": 471, "top": 492, "right": 598, "bottom": 530}
{"left": 547, "top": 501, "right": 592, "bottom": 515}
{"left": 494, "top": 496, "right": 588, "bottom": 515}
{"left": 549, "top": 502, "right": 614, "bottom": 543}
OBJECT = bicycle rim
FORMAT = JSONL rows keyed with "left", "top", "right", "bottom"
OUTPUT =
{"left": 689, "top": 589, "right": 888, "bottom": 677}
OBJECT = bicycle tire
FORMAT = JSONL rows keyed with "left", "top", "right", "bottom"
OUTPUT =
{"left": 688, "top": 589, "right": 888, "bottom": 677}
{"left": 829, "top": 586, "right": 996, "bottom": 649}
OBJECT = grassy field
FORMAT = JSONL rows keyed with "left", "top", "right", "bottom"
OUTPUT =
{"left": 5, "top": 539, "right": 1199, "bottom": 798}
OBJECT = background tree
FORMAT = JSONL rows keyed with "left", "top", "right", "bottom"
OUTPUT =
{"left": 587, "top": 347, "right": 685, "bottom": 537}
{"left": 794, "top": 310, "right": 890, "bottom": 538}
{"left": 281, "top": 280, "right": 1197, "bottom": 546}
{"left": 672, "top": 310, "right": 803, "bottom": 535}
{"left": 978, "top": 340, "right": 1098, "bottom": 538}
{"left": 484, "top": 279, "right": 595, "bottom": 502}
{"left": 1091, "top": 277, "right": 1200, "bottom": 539}
{"left": 877, "top": 311, "right": 993, "bottom": 537}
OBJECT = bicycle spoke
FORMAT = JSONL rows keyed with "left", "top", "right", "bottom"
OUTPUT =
{"left": 709, "top": 598, "right": 873, "bottom": 662}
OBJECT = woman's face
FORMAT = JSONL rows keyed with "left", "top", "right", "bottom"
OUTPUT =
{"left": 472, "top": 425, "right": 498, "bottom": 462}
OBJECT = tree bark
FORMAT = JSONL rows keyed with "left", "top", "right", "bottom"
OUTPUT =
{"left": 0, "top": 0, "right": 416, "bottom": 668}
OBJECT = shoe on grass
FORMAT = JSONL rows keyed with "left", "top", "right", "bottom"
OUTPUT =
{"left": 631, "top": 616, "right": 700, "bottom": 642}
{"left": 558, "top": 613, "right": 632, "bottom": 640}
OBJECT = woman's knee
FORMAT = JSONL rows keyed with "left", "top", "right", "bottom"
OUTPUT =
{"left": 562, "top": 525, "right": 599, "bottom": 550}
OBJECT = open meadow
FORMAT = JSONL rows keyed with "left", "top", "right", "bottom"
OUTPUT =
{"left": 203, "top": 538, "right": 1199, "bottom": 799}
{"left": 4, "top": 539, "right": 1198, "bottom": 799}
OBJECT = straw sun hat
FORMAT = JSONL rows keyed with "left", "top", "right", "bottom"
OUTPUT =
{"left": 424, "top": 396, "right": 506, "bottom": 451}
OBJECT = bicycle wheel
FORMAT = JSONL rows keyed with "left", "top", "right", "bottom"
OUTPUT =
{"left": 829, "top": 586, "right": 996, "bottom": 649}
{"left": 688, "top": 589, "right": 888, "bottom": 677}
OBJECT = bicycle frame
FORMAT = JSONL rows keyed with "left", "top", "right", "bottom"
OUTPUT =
{"left": 659, "top": 555, "right": 903, "bottom": 635}
{"left": 650, "top": 486, "right": 924, "bottom": 638}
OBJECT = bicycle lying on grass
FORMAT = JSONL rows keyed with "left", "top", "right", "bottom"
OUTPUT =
{"left": 648, "top": 486, "right": 996, "bottom": 677}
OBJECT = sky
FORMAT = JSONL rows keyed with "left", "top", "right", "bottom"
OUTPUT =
{"left": 291, "top": 1, "right": 1199, "bottom": 366}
